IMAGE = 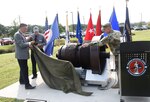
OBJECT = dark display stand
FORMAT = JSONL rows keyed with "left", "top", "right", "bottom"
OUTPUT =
{"left": 120, "top": 41, "right": 150, "bottom": 102}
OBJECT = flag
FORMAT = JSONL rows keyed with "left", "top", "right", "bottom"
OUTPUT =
{"left": 109, "top": 7, "right": 120, "bottom": 31}
{"left": 124, "top": 6, "right": 132, "bottom": 42}
{"left": 45, "top": 17, "right": 49, "bottom": 31}
{"left": 96, "top": 10, "right": 102, "bottom": 36}
{"left": 76, "top": 12, "right": 83, "bottom": 44}
{"left": 65, "top": 12, "right": 70, "bottom": 45}
{"left": 44, "top": 16, "right": 50, "bottom": 46}
{"left": 44, "top": 14, "right": 59, "bottom": 56}
{"left": 84, "top": 13, "right": 95, "bottom": 41}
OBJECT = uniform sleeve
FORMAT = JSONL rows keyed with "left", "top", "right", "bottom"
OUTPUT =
{"left": 111, "top": 31, "right": 121, "bottom": 41}
{"left": 98, "top": 31, "right": 121, "bottom": 46}
{"left": 99, "top": 36, "right": 110, "bottom": 46}
{"left": 14, "top": 34, "right": 29, "bottom": 48}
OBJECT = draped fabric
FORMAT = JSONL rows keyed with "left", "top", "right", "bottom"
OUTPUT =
{"left": 32, "top": 46, "right": 92, "bottom": 96}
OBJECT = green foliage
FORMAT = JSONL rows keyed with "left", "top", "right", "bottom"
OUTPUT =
{"left": 54, "top": 39, "right": 65, "bottom": 46}
{"left": 70, "top": 38, "right": 78, "bottom": 43}
{"left": 0, "top": 38, "right": 77, "bottom": 54}
{"left": 147, "top": 22, "right": 150, "bottom": 27}
{"left": 59, "top": 24, "right": 65, "bottom": 33}
{"left": 0, "top": 22, "right": 88, "bottom": 38}
{"left": 27, "top": 25, "right": 45, "bottom": 34}
{"left": 68, "top": 24, "right": 87, "bottom": 32}
{"left": 132, "top": 21, "right": 147, "bottom": 27}
{"left": 0, "top": 24, "right": 8, "bottom": 37}
{"left": 0, "top": 45, "right": 15, "bottom": 54}
{"left": 7, "top": 20, "right": 19, "bottom": 37}
{"left": 54, "top": 38, "right": 78, "bottom": 46}
{"left": 69, "top": 24, "right": 76, "bottom": 32}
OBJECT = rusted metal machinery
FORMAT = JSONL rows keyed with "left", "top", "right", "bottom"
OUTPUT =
{"left": 56, "top": 43, "right": 110, "bottom": 75}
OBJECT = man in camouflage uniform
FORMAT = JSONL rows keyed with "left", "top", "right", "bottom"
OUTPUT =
{"left": 83, "top": 23, "right": 121, "bottom": 88}
{"left": 101, "top": 23, "right": 121, "bottom": 87}
{"left": 92, "top": 23, "right": 121, "bottom": 55}
{"left": 98, "top": 23, "right": 121, "bottom": 88}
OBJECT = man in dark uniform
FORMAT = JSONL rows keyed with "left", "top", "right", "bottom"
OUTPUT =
{"left": 30, "top": 26, "right": 47, "bottom": 79}
{"left": 14, "top": 23, "right": 36, "bottom": 89}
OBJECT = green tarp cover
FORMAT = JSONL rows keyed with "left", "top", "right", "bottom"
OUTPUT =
{"left": 32, "top": 46, "right": 92, "bottom": 96}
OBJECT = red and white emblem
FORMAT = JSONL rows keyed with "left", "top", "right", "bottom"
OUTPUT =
{"left": 126, "top": 58, "right": 147, "bottom": 76}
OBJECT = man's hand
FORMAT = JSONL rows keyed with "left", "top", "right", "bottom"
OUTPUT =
{"left": 37, "top": 44, "right": 43, "bottom": 49}
{"left": 31, "top": 41, "right": 35, "bottom": 45}
{"left": 82, "top": 41, "right": 99, "bottom": 47}
{"left": 26, "top": 36, "right": 33, "bottom": 41}
{"left": 28, "top": 36, "right": 33, "bottom": 40}
{"left": 82, "top": 43, "right": 89, "bottom": 47}
{"left": 90, "top": 41, "right": 99, "bottom": 46}
{"left": 29, "top": 44, "right": 33, "bottom": 49}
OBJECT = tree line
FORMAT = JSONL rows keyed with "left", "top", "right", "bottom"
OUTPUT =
{"left": 0, "top": 23, "right": 66, "bottom": 38}
{"left": 0, "top": 21, "right": 88, "bottom": 38}
{"left": 1, "top": 20, "right": 149, "bottom": 38}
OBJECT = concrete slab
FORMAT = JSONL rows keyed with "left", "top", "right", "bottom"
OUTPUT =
{"left": 0, "top": 73, "right": 120, "bottom": 102}
{"left": 1, "top": 73, "right": 150, "bottom": 102}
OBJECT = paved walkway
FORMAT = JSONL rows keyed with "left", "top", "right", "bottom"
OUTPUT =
{"left": 0, "top": 73, "right": 120, "bottom": 102}
{"left": 1, "top": 73, "right": 150, "bottom": 102}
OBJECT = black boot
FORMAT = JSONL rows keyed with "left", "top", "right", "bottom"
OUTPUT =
{"left": 32, "top": 75, "right": 37, "bottom": 79}
{"left": 25, "top": 84, "right": 36, "bottom": 89}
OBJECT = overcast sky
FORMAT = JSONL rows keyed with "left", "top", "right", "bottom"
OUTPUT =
{"left": 0, "top": 0, "right": 149, "bottom": 26}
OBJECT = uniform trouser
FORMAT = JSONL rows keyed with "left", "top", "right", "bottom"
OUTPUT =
{"left": 31, "top": 49, "right": 44, "bottom": 77}
{"left": 115, "top": 54, "right": 119, "bottom": 87}
{"left": 115, "top": 54, "right": 119, "bottom": 73}
{"left": 17, "top": 59, "right": 29, "bottom": 86}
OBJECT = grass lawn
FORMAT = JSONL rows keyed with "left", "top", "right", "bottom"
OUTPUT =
{"left": 0, "top": 98, "right": 24, "bottom": 102}
{"left": 0, "top": 30, "right": 150, "bottom": 101}
{"left": 0, "top": 52, "right": 26, "bottom": 102}
{"left": 0, "top": 46, "right": 60, "bottom": 102}
{"left": 0, "top": 45, "right": 15, "bottom": 54}
{"left": 0, "top": 45, "right": 14, "bottom": 50}
{"left": 132, "top": 30, "right": 150, "bottom": 41}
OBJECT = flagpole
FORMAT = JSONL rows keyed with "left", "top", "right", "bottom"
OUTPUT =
{"left": 56, "top": 13, "right": 61, "bottom": 46}
{"left": 124, "top": 0, "right": 128, "bottom": 42}
{"left": 126, "top": 0, "right": 129, "bottom": 7}
{"left": 90, "top": 8, "right": 92, "bottom": 14}
{"left": 45, "top": 11, "right": 47, "bottom": 17}
{"left": 99, "top": 6, "right": 101, "bottom": 14}
{"left": 99, "top": 7, "right": 101, "bottom": 17}
{"left": 83, "top": 16, "right": 86, "bottom": 31}
{"left": 70, "top": 12, "right": 74, "bottom": 35}
{"left": 123, "top": 0, "right": 132, "bottom": 42}
{"left": 65, "top": 11, "right": 70, "bottom": 45}
{"left": 113, "top": 0, "right": 115, "bottom": 8}
{"left": 18, "top": 15, "right": 21, "bottom": 24}
{"left": 123, "top": 0, "right": 128, "bottom": 42}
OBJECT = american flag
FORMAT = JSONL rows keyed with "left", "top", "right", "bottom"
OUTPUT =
{"left": 44, "top": 14, "right": 59, "bottom": 56}
{"left": 43, "top": 17, "right": 52, "bottom": 44}
{"left": 44, "top": 29, "right": 52, "bottom": 42}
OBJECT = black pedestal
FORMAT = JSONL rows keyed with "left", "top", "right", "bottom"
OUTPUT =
{"left": 120, "top": 41, "right": 150, "bottom": 101}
